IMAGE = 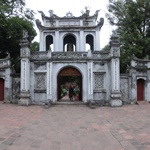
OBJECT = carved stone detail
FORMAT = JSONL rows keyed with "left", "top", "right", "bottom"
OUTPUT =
{"left": 120, "top": 78, "right": 129, "bottom": 100}
{"left": 34, "top": 63, "right": 46, "bottom": 70}
{"left": 113, "top": 48, "right": 120, "bottom": 57}
{"left": 93, "top": 53, "right": 110, "bottom": 59}
{"left": 94, "top": 73, "right": 104, "bottom": 89}
{"left": 34, "top": 73, "right": 46, "bottom": 90}
{"left": 52, "top": 52, "right": 88, "bottom": 59}
{"left": 30, "top": 51, "right": 112, "bottom": 60}
{"left": 31, "top": 52, "right": 48, "bottom": 59}
{"left": 20, "top": 30, "right": 29, "bottom": 48}
{"left": 110, "top": 30, "right": 120, "bottom": 47}
{"left": 20, "top": 49, "right": 30, "bottom": 58}
{"left": 66, "top": 11, "right": 74, "bottom": 17}
{"left": 0, "top": 60, "right": 10, "bottom": 68}
{"left": 12, "top": 78, "right": 20, "bottom": 99}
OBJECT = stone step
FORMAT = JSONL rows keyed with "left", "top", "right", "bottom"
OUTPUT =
{"left": 136, "top": 101, "right": 150, "bottom": 105}
{"left": 56, "top": 101, "right": 85, "bottom": 105}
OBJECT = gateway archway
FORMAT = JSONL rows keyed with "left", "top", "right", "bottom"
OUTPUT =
{"left": 57, "top": 67, "right": 82, "bottom": 101}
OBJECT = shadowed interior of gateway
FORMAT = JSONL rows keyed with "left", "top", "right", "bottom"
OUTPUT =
{"left": 58, "top": 76, "right": 82, "bottom": 102}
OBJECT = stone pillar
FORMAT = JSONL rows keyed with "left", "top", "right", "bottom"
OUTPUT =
{"left": 146, "top": 62, "right": 150, "bottom": 102}
{"left": 95, "top": 30, "right": 100, "bottom": 50}
{"left": 18, "top": 31, "right": 31, "bottom": 106}
{"left": 47, "top": 50, "right": 52, "bottom": 102}
{"left": 80, "top": 20, "right": 83, "bottom": 26}
{"left": 80, "top": 30, "right": 85, "bottom": 51}
{"left": 110, "top": 31, "right": 122, "bottom": 107}
{"left": 54, "top": 31, "right": 59, "bottom": 51}
{"left": 87, "top": 61, "right": 93, "bottom": 100}
{"left": 3, "top": 57, "right": 12, "bottom": 102}
{"left": 39, "top": 31, "right": 44, "bottom": 51}
{"left": 128, "top": 59, "right": 136, "bottom": 102}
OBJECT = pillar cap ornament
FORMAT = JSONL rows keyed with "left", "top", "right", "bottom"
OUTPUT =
{"left": 110, "top": 30, "right": 120, "bottom": 47}
{"left": 110, "top": 30, "right": 120, "bottom": 57}
{"left": 20, "top": 30, "right": 30, "bottom": 58}
{"left": 20, "top": 30, "right": 29, "bottom": 48}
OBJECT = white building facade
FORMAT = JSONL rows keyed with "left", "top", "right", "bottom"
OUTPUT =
{"left": 0, "top": 9, "right": 149, "bottom": 106}
{"left": 18, "top": 9, "right": 122, "bottom": 106}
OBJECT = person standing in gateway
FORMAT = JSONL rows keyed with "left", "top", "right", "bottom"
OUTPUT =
{"left": 69, "top": 86, "right": 74, "bottom": 101}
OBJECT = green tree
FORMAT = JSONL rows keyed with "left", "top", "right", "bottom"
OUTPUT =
{"left": 101, "top": 44, "right": 110, "bottom": 51}
{"left": 106, "top": 0, "right": 150, "bottom": 73}
{"left": 0, "top": 0, "right": 34, "bottom": 20}
{"left": 0, "top": 0, "right": 36, "bottom": 72}
{"left": 30, "top": 41, "right": 39, "bottom": 51}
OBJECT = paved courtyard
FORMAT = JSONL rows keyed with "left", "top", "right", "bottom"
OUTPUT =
{"left": 0, "top": 102, "right": 150, "bottom": 150}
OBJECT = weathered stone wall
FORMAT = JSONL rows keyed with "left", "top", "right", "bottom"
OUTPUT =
{"left": 120, "top": 74, "right": 130, "bottom": 104}
{"left": 0, "top": 58, "right": 13, "bottom": 102}
{"left": 11, "top": 74, "right": 20, "bottom": 103}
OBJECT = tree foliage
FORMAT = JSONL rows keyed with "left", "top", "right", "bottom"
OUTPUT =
{"left": 0, "top": 0, "right": 37, "bottom": 72}
{"left": 0, "top": 0, "right": 34, "bottom": 20}
{"left": 106, "top": 0, "right": 150, "bottom": 72}
{"left": 30, "top": 41, "right": 39, "bottom": 51}
{"left": 101, "top": 44, "right": 110, "bottom": 51}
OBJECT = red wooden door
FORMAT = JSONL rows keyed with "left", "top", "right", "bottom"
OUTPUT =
{"left": 0, "top": 78, "right": 4, "bottom": 101}
{"left": 137, "top": 79, "right": 144, "bottom": 101}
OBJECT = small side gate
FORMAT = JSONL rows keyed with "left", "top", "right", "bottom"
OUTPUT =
{"left": 0, "top": 78, "right": 4, "bottom": 101}
{"left": 137, "top": 79, "right": 145, "bottom": 101}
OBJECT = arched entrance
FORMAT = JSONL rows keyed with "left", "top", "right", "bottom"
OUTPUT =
{"left": 57, "top": 67, "right": 82, "bottom": 101}
{"left": 0, "top": 78, "right": 4, "bottom": 101}
{"left": 137, "top": 79, "right": 145, "bottom": 101}
{"left": 63, "top": 34, "right": 76, "bottom": 52}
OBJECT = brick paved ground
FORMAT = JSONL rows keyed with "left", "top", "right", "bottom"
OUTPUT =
{"left": 0, "top": 101, "right": 150, "bottom": 150}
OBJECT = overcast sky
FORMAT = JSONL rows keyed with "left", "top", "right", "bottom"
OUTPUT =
{"left": 25, "top": 0, "right": 113, "bottom": 49}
